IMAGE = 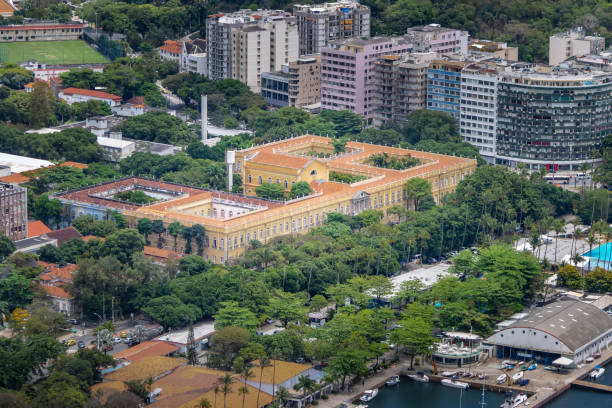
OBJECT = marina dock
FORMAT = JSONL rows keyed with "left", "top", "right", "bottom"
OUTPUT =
{"left": 571, "top": 379, "right": 612, "bottom": 393}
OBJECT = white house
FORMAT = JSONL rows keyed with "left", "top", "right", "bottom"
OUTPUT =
{"left": 59, "top": 87, "right": 122, "bottom": 107}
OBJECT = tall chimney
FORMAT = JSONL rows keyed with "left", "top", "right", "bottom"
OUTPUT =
{"left": 201, "top": 95, "right": 207, "bottom": 141}
{"left": 226, "top": 150, "right": 236, "bottom": 192}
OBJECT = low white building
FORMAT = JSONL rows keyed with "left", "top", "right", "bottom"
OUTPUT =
{"left": 59, "top": 87, "right": 122, "bottom": 107}
{"left": 0, "top": 152, "right": 53, "bottom": 173}
{"left": 154, "top": 320, "right": 216, "bottom": 353}
{"left": 186, "top": 53, "right": 207, "bottom": 75}
{"left": 486, "top": 299, "right": 612, "bottom": 365}
{"left": 96, "top": 136, "right": 135, "bottom": 161}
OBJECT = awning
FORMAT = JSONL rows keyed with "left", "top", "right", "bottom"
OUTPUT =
{"left": 552, "top": 357, "right": 574, "bottom": 367}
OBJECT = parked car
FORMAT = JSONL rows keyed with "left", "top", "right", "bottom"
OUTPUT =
{"left": 123, "top": 337, "right": 131, "bottom": 344}
{"left": 77, "top": 340, "right": 85, "bottom": 349}
{"left": 114, "top": 337, "right": 122, "bottom": 343}
{"left": 102, "top": 344, "right": 114, "bottom": 352}
{"left": 68, "top": 319, "right": 79, "bottom": 325}
{"left": 65, "top": 339, "right": 76, "bottom": 346}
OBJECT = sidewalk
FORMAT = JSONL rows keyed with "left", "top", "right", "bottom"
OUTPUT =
{"left": 318, "top": 357, "right": 413, "bottom": 408}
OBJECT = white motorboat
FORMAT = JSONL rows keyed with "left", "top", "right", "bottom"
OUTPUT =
{"left": 441, "top": 378, "right": 470, "bottom": 389}
{"left": 386, "top": 375, "right": 400, "bottom": 386}
{"left": 359, "top": 389, "right": 378, "bottom": 403}
{"left": 512, "top": 371, "right": 523, "bottom": 383}
{"left": 441, "top": 371, "right": 457, "bottom": 377}
{"left": 500, "top": 392, "right": 528, "bottom": 408}
{"left": 407, "top": 373, "right": 429, "bottom": 383}
{"left": 585, "top": 356, "right": 594, "bottom": 363}
{"left": 589, "top": 366, "right": 605, "bottom": 379}
{"left": 496, "top": 373, "right": 507, "bottom": 384}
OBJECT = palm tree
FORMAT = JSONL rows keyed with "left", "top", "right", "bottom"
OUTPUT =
{"left": 587, "top": 232, "right": 598, "bottom": 271}
{"left": 181, "top": 225, "right": 193, "bottom": 254}
{"left": 275, "top": 387, "right": 291, "bottom": 408}
{"left": 150, "top": 219, "right": 166, "bottom": 249}
{"left": 167, "top": 221, "right": 182, "bottom": 252}
{"left": 221, "top": 374, "right": 233, "bottom": 408}
{"left": 199, "top": 398, "right": 212, "bottom": 408}
{"left": 256, "top": 356, "right": 270, "bottom": 408}
{"left": 239, "top": 386, "right": 249, "bottom": 408}
{"left": 553, "top": 220, "right": 565, "bottom": 265}
{"left": 294, "top": 375, "right": 315, "bottom": 398}
{"left": 191, "top": 224, "right": 206, "bottom": 256}
{"left": 213, "top": 385, "right": 219, "bottom": 408}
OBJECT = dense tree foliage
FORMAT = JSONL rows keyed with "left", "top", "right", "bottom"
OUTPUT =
{"left": 0, "top": 126, "right": 103, "bottom": 163}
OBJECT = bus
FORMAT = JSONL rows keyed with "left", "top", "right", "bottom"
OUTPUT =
{"left": 544, "top": 174, "right": 570, "bottom": 184}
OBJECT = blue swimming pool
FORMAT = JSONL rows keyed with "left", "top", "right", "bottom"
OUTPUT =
{"left": 583, "top": 242, "right": 612, "bottom": 269}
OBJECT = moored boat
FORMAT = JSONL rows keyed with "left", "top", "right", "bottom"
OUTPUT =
{"left": 359, "top": 389, "right": 378, "bottom": 402}
{"left": 585, "top": 356, "right": 594, "bottom": 363}
{"left": 441, "top": 371, "right": 457, "bottom": 377}
{"left": 407, "top": 372, "right": 429, "bottom": 383}
{"left": 386, "top": 375, "right": 400, "bottom": 386}
{"left": 589, "top": 366, "right": 605, "bottom": 379}
{"left": 496, "top": 373, "right": 507, "bottom": 384}
{"left": 593, "top": 352, "right": 601, "bottom": 359}
{"left": 512, "top": 371, "right": 523, "bottom": 383}
{"left": 441, "top": 378, "right": 470, "bottom": 389}
{"left": 500, "top": 392, "right": 528, "bottom": 408}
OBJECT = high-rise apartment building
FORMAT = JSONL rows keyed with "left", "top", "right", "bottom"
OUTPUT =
{"left": 261, "top": 55, "right": 321, "bottom": 108}
{"left": 496, "top": 66, "right": 612, "bottom": 170}
{"left": 460, "top": 61, "right": 504, "bottom": 164}
{"left": 206, "top": 10, "right": 298, "bottom": 91}
{"left": 321, "top": 36, "right": 412, "bottom": 124}
{"left": 427, "top": 59, "right": 469, "bottom": 120}
{"left": 294, "top": 1, "right": 370, "bottom": 55}
{"left": 549, "top": 28, "right": 605, "bottom": 66}
{"left": 0, "top": 182, "right": 27, "bottom": 241}
{"left": 372, "top": 52, "right": 436, "bottom": 126}
{"left": 406, "top": 24, "right": 469, "bottom": 55}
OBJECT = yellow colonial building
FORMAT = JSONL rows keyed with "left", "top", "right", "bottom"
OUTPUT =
{"left": 56, "top": 135, "right": 476, "bottom": 263}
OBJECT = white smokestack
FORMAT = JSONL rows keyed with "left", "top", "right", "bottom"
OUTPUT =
{"left": 226, "top": 150, "right": 236, "bottom": 192}
{"left": 201, "top": 95, "right": 207, "bottom": 141}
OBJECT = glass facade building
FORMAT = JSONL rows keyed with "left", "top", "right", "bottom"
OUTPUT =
{"left": 496, "top": 70, "right": 612, "bottom": 170}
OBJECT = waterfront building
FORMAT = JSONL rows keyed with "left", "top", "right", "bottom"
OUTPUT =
{"left": 427, "top": 59, "right": 470, "bottom": 120}
{"left": 460, "top": 61, "right": 504, "bottom": 164}
{"left": 206, "top": 9, "right": 298, "bottom": 91}
{"left": 0, "top": 182, "right": 27, "bottom": 241}
{"left": 293, "top": 1, "right": 370, "bottom": 55}
{"left": 433, "top": 332, "right": 483, "bottom": 367}
{"left": 372, "top": 52, "right": 436, "bottom": 126}
{"left": 485, "top": 299, "right": 612, "bottom": 364}
{"left": 261, "top": 55, "right": 321, "bottom": 108}
{"left": 55, "top": 135, "right": 476, "bottom": 263}
{"left": 495, "top": 66, "right": 612, "bottom": 170}
{"left": 321, "top": 36, "right": 412, "bottom": 124}
{"left": 405, "top": 24, "right": 468, "bottom": 55}
{"left": 549, "top": 28, "right": 605, "bottom": 66}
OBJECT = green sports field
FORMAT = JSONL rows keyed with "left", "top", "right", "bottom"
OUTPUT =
{"left": 0, "top": 40, "right": 108, "bottom": 65}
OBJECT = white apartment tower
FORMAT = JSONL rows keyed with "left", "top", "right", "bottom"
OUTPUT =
{"left": 549, "top": 27, "right": 605, "bottom": 66}
{"left": 293, "top": 1, "right": 371, "bottom": 55}
{"left": 459, "top": 62, "right": 503, "bottom": 164}
{"left": 207, "top": 10, "right": 298, "bottom": 91}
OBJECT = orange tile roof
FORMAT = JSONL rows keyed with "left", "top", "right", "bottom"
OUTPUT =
{"left": 60, "top": 87, "right": 122, "bottom": 102}
{"left": 148, "top": 366, "right": 220, "bottom": 408}
{"left": 60, "top": 161, "right": 88, "bottom": 169}
{"left": 105, "top": 356, "right": 186, "bottom": 382}
{"left": 0, "top": 0, "right": 15, "bottom": 14}
{"left": 158, "top": 40, "right": 182, "bottom": 55}
{"left": 90, "top": 381, "right": 127, "bottom": 403}
{"left": 113, "top": 341, "right": 179, "bottom": 362}
{"left": 143, "top": 246, "right": 182, "bottom": 260}
{"left": 40, "top": 274, "right": 52, "bottom": 281}
{"left": 28, "top": 220, "right": 52, "bottom": 238}
{"left": 43, "top": 285, "right": 72, "bottom": 299}
{"left": 249, "top": 151, "right": 312, "bottom": 170}
{"left": 185, "top": 381, "right": 274, "bottom": 408}
{"left": 24, "top": 82, "right": 34, "bottom": 88}
{"left": 0, "top": 173, "right": 31, "bottom": 184}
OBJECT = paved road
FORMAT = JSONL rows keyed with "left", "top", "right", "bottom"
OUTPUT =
{"left": 59, "top": 319, "right": 143, "bottom": 355}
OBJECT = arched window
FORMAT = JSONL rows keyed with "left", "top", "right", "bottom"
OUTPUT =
{"left": 258, "top": 176, "right": 262, "bottom": 184}
{"left": 284, "top": 180, "right": 288, "bottom": 189}
{"left": 248, "top": 174, "right": 252, "bottom": 183}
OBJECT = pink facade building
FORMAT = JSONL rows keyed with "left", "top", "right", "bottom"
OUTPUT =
{"left": 321, "top": 36, "right": 412, "bottom": 124}
{"left": 405, "top": 24, "right": 468, "bottom": 55}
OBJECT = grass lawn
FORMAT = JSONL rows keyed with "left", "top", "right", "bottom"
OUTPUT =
{"left": 0, "top": 40, "right": 108, "bottom": 65}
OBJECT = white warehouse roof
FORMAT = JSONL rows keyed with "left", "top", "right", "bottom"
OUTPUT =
{"left": 0, "top": 152, "right": 53, "bottom": 174}
{"left": 97, "top": 136, "right": 135, "bottom": 149}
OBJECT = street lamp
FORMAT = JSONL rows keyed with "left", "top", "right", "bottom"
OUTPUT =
{"left": 93, "top": 313, "right": 102, "bottom": 349}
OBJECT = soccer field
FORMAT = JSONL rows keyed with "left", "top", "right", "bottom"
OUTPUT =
{"left": 0, "top": 40, "right": 108, "bottom": 65}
